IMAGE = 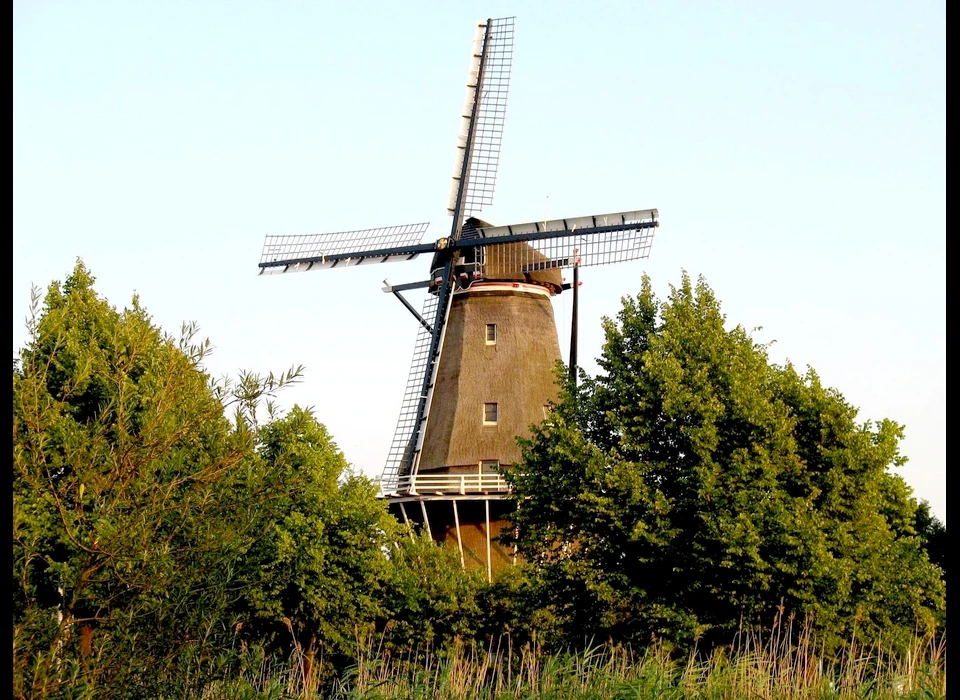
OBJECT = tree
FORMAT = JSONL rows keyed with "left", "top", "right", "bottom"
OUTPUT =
{"left": 236, "top": 405, "right": 400, "bottom": 684}
{"left": 377, "top": 531, "right": 485, "bottom": 655}
{"left": 505, "top": 272, "right": 945, "bottom": 654}
{"left": 913, "top": 501, "right": 946, "bottom": 583}
{"left": 13, "top": 261, "right": 300, "bottom": 698}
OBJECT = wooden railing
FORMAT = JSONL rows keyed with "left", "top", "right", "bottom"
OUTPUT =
{"left": 379, "top": 472, "right": 511, "bottom": 497}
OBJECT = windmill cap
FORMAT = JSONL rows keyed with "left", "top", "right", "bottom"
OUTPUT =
{"left": 429, "top": 217, "right": 564, "bottom": 294}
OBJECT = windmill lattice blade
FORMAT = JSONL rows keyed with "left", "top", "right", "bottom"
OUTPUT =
{"left": 259, "top": 222, "right": 430, "bottom": 274}
{"left": 482, "top": 227, "right": 656, "bottom": 272}
{"left": 379, "top": 293, "right": 440, "bottom": 492}
{"left": 447, "top": 16, "right": 515, "bottom": 219}
{"left": 477, "top": 209, "right": 659, "bottom": 271}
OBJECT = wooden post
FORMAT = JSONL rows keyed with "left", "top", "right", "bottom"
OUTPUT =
{"left": 485, "top": 499, "right": 492, "bottom": 583}
{"left": 452, "top": 500, "right": 465, "bottom": 568}
{"left": 398, "top": 502, "right": 415, "bottom": 542}
{"left": 420, "top": 501, "right": 432, "bottom": 540}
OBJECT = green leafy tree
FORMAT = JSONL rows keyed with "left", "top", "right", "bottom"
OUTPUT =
{"left": 13, "top": 259, "right": 500, "bottom": 696}
{"left": 378, "top": 531, "right": 485, "bottom": 654}
{"left": 505, "top": 272, "right": 945, "bottom": 654}
{"left": 236, "top": 405, "right": 400, "bottom": 681}
{"left": 913, "top": 501, "right": 946, "bottom": 583}
{"left": 234, "top": 406, "right": 491, "bottom": 683}
{"left": 13, "top": 261, "right": 300, "bottom": 698}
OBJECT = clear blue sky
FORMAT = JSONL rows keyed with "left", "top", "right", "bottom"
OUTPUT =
{"left": 14, "top": 1, "right": 945, "bottom": 523}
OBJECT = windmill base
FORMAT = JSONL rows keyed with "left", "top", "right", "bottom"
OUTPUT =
{"left": 388, "top": 496, "right": 516, "bottom": 581}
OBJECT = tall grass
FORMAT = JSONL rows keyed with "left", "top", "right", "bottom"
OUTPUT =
{"left": 204, "top": 621, "right": 946, "bottom": 699}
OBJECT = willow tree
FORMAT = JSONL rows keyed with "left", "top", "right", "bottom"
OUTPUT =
{"left": 506, "top": 272, "right": 945, "bottom": 654}
{"left": 12, "top": 260, "right": 300, "bottom": 697}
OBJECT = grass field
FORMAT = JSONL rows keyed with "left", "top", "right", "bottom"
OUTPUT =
{"left": 204, "top": 623, "right": 946, "bottom": 699}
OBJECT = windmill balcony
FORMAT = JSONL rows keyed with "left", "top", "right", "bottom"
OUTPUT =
{"left": 379, "top": 472, "right": 511, "bottom": 499}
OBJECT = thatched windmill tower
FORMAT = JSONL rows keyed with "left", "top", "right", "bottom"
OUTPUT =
{"left": 397, "top": 219, "right": 566, "bottom": 576}
{"left": 258, "top": 17, "right": 659, "bottom": 580}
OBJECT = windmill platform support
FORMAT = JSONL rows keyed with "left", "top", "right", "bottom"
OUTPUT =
{"left": 390, "top": 496, "right": 515, "bottom": 581}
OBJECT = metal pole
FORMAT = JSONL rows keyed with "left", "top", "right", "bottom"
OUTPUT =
{"left": 569, "top": 263, "right": 579, "bottom": 386}
{"left": 392, "top": 291, "right": 433, "bottom": 332}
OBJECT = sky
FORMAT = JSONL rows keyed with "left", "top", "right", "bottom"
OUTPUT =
{"left": 13, "top": 1, "right": 946, "bottom": 523}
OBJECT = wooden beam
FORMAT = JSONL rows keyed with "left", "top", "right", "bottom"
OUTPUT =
{"left": 452, "top": 500, "right": 465, "bottom": 569}
{"left": 485, "top": 499, "right": 492, "bottom": 583}
{"left": 420, "top": 500, "right": 432, "bottom": 540}
{"left": 398, "top": 502, "right": 415, "bottom": 542}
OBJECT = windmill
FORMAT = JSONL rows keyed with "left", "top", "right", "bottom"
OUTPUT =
{"left": 258, "top": 16, "right": 659, "bottom": 580}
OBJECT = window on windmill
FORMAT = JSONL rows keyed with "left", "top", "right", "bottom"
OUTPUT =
{"left": 483, "top": 402, "right": 499, "bottom": 425}
{"left": 485, "top": 323, "right": 497, "bottom": 345}
{"left": 480, "top": 460, "right": 500, "bottom": 473}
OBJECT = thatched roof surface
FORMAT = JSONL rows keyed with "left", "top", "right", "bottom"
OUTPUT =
{"left": 418, "top": 285, "right": 562, "bottom": 473}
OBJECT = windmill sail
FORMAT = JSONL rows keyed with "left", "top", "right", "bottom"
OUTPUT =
{"left": 447, "top": 16, "right": 515, "bottom": 220}
{"left": 398, "top": 17, "right": 518, "bottom": 484}
{"left": 477, "top": 209, "right": 659, "bottom": 272}
{"left": 259, "top": 222, "right": 431, "bottom": 274}
{"left": 380, "top": 293, "right": 440, "bottom": 492}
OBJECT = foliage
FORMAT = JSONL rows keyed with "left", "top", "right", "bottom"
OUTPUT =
{"left": 12, "top": 260, "right": 492, "bottom": 697}
{"left": 235, "top": 405, "right": 399, "bottom": 683}
{"left": 504, "top": 271, "right": 945, "bottom": 655}
{"left": 12, "top": 260, "right": 301, "bottom": 697}
{"left": 472, "top": 563, "right": 554, "bottom": 648}
{"left": 377, "top": 531, "right": 486, "bottom": 655}
{"left": 913, "top": 501, "right": 946, "bottom": 583}
{"left": 14, "top": 261, "right": 945, "bottom": 696}
{"left": 233, "top": 407, "right": 486, "bottom": 681}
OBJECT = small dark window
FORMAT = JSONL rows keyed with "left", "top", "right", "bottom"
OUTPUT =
{"left": 485, "top": 323, "right": 497, "bottom": 344}
{"left": 480, "top": 460, "right": 500, "bottom": 473}
{"left": 483, "top": 402, "right": 499, "bottom": 424}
